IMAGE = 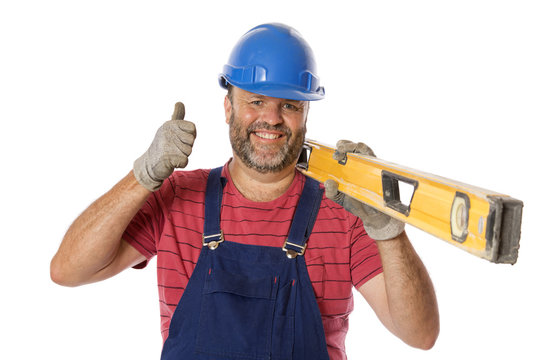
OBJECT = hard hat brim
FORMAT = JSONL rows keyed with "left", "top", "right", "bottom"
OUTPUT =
{"left": 219, "top": 75, "right": 325, "bottom": 101}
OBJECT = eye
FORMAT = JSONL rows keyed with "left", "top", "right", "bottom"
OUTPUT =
{"left": 283, "top": 103, "right": 300, "bottom": 111}
{"left": 251, "top": 100, "right": 263, "bottom": 106}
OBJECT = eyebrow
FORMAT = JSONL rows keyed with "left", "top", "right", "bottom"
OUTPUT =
{"left": 242, "top": 93, "right": 305, "bottom": 106}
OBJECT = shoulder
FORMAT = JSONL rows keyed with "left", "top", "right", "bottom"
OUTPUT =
{"left": 150, "top": 168, "right": 211, "bottom": 208}
{"left": 319, "top": 190, "right": 356, "bottom": 223}
{"left": 171, "top": 168, "right": 211, "bottom": 184}
{"left": 165, "top": 168, "right": 211, "bottom": 192}
{"left": 298, "top": 172, "right": 359, "bottom": 226}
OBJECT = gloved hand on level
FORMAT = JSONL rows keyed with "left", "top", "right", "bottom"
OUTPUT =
{"left": 324, "top": 140, "right": 405, "bottom": 241}
{"left": 133, "top": 102, "right": 197, "bottom": 191}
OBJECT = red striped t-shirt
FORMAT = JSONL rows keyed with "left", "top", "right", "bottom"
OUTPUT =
{"left": 123, "top": 163, "right": 382, "bottom": 360}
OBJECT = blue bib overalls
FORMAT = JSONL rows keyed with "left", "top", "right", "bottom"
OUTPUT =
{"left": 161, "top": 168, "right": 330, "bottom": 360}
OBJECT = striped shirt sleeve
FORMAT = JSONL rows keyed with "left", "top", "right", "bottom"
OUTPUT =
{"left": 123, "top": 175, "right": 177, "bottom": 268}
{"left": 349, "top": 216, "right": 383, "bottom": 289}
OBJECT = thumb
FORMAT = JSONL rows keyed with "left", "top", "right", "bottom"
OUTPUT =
{"left": 171, "top": 102, "right": 185, "bottom": 121}
{"left": 324, "top": 179, "right": 339, "bottom": 199}
{"left": 324, "top": 179, "right": 345, "bottom": 206}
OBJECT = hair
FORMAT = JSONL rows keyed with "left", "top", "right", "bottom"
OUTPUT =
{"left": 226, "top": 85, "right": 234, "bottom": 105}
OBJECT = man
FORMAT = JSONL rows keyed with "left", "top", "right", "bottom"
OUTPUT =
{"left": 51, "top": 23, "right": 439, "bottom": 359}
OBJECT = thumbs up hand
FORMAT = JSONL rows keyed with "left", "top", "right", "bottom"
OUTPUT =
{"left": 133, "top": 102, "right": 197, "bottom": 191}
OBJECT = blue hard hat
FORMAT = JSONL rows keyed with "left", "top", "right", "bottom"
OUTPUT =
{"left": 219, "top": 23, "right": 325, "bottom": 101}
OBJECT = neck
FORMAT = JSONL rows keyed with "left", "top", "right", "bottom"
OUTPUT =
{"left": 228, "top": 157, "right": 297, "bottom": 202}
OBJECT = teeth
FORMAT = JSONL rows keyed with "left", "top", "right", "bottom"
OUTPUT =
{"left": 255, "top": 132, "right": 280, "bottom": 139}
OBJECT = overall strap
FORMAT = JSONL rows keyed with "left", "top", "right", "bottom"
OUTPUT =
{"left": 203, "top": 167, "right": 323, "bottom": 257}
{"left": 203, "top": 167, "right": 226, "bottom": 249}
{"left": 282, "top": 177, "right": 324, "bottom": 258}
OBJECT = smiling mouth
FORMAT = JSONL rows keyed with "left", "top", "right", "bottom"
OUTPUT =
{"left": 253, "top": 132, "right": 283, "bottom": 140}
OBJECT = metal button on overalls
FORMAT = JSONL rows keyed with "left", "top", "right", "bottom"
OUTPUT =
{"left": 161, "top": 167, "right": 330, "bottom": 360}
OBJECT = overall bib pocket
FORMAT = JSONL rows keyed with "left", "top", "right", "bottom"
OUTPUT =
{"left": 195, "top": 268, "right": 278, "bottom": 359}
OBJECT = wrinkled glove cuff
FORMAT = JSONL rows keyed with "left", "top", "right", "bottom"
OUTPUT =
{"left": 341, "top": 194, "right": 405, "bottom": 241}
{"left": 133, "top": 155, "right": 164, "bottom": 192}
{"left": 365, "top": 218, "right": 405, "bottom": 241}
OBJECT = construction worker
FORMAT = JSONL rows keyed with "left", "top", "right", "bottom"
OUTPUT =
{"left": 50, "top": 23, "right": 439, "bottom": 359}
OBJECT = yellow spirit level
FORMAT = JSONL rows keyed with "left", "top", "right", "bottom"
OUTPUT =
{"left": 297, "top": 140, "right": 523, "bottom": 264}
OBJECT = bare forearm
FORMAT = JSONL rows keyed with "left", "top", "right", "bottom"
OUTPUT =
{"left": 377, "top": 231, "right": 439, "bottom": 349}
{"left": 51, "top": 171, "right": 150, "bottom": 286}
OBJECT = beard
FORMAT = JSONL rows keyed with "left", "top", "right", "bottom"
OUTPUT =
{"left": 228, "top": 110, "right": 306, "bottom": 173}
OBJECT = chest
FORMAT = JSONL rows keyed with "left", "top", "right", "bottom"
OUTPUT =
{"left": 160, "top": 196, "right": 353, "bottom": 299}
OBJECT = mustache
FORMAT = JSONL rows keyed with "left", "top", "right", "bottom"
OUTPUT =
{"left": 246, "top": 121, "right": 292, "bottom": 137}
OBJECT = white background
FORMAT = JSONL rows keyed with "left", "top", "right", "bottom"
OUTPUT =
{"left": 1, "top": 1, "right": 538, "bottom": 359}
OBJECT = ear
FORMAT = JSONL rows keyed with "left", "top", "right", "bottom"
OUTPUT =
{"left": 224, "top": 95, "right": 232, "bottom": 124}
{"left": 303, "top": 101, "right": 310, "bottom": 126}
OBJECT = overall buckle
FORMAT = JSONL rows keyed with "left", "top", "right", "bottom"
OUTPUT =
{"left": 282, "top": 239, "right": 306, "bottom": 259}
{"left": 202, "top": 231, "right": 224, "bottom": 250}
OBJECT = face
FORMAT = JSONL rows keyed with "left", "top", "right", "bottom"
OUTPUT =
{"left": 225, "top": 87, "right": 309, "bottom": 173}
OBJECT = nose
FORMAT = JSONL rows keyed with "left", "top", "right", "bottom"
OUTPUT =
{"left": 261, "top": 102, "right": 283, "bottom": 126}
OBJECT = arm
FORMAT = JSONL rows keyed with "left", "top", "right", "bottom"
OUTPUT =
{"left": 50, "top": 171, "right": 150, "bottom": 286}
{"left": 50, "top": 102, "right": 196, "bottom": 287}
{"left": 358, "top": 231, "right": 439, "bottom": 349}
{"left": 326, "top": 140, "right": 439, "bottom": 349}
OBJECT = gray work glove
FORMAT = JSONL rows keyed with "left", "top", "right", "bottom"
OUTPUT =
{"left": 324, "top": 140, "right": 405, "bottom": 240}
{"left": 133, "top": 102, "right": 196, "bottom": 191}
